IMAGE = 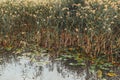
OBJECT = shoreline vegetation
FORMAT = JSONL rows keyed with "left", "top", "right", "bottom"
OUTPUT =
{"left": 0, "top": 0, "right": 120, "bottom": 79}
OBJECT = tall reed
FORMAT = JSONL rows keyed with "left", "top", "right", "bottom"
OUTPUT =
{"left": 0, "top": 0, "right": 120, "bottom": 63}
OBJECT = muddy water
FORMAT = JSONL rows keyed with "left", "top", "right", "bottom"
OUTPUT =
{"left": 0, "top": 53, "right": 87, "bottom": 80}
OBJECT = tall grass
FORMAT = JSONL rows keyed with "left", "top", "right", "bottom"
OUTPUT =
{"left": 0, "top": 0, "right": 120, "bottom": 64}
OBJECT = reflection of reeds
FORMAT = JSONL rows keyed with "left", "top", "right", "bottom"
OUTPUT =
{"left": 0, "top": 0, "right": 120, "bottom": 63}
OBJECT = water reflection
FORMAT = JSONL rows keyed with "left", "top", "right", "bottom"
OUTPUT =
{"left": 0, "top": 53, "right": 86, "bottom": 80}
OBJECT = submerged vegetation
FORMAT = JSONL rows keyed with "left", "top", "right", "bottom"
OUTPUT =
{"left": 0, "top": 0, "right": 120, "bottom": 79}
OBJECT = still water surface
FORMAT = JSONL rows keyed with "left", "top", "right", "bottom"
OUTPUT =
{"left": 0, "top": 53, "right": 87, "bottom": 80}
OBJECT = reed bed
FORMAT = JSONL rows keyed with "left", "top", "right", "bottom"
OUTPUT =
{"left": 0, "top": 0, "right": 120, "bottom": 64}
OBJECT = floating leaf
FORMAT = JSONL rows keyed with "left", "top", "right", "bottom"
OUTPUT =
{"left": 106, "top": 72, "right": 117, "bottom": 77}
{"left": 68, "top": 48, "right": 73, "bottom": 51}
{"left": 97, "top": 70, "right": 102, "bottom": 78}
{"left": 5, "top": 46, "right": 13, "bottom": 51}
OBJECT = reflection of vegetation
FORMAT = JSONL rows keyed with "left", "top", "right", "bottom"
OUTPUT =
{"left": 0, "top": 0, "right": 120, "bottom": 79}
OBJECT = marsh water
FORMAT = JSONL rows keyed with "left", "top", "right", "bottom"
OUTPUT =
{"left": 0, "top": 52, "right": 120, "bottom": 80}
{"left": 0, "top": 52, "right": 88, "bottom": 80}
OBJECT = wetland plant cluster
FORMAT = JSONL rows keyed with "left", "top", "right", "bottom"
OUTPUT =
{"left": 0, "top": 0, "right": 120, "bottom": 79}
